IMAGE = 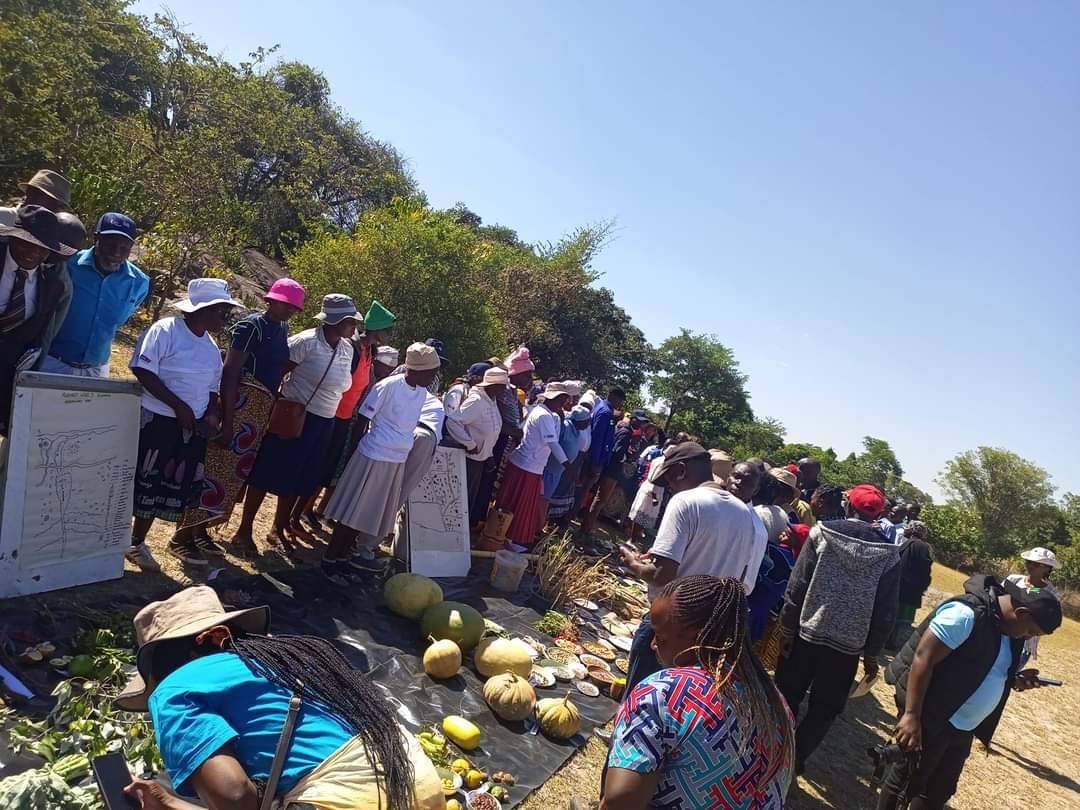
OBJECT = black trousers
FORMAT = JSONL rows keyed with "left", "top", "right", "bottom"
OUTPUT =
{"left": 876, "top": 721, "right": 974, "bottom": 810}
{"left": 774, "top": 636, "right": 860, "bottom": 768}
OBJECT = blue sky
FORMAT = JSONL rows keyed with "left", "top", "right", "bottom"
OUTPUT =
{"left": 134, "top": 1, "right": 1080, "bottom": 500}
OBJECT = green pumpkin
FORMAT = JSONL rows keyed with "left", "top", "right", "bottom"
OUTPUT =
{"left": 383, "top": 573, "right": 444, "bottom": 620}
{"left": 420, "top": 601, "right": 485, "bottom": 650}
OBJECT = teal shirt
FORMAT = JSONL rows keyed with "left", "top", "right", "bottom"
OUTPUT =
{"left": 148, "top": 652, "right": 352, "bottom": 796}
{"left": 52, "top": 248, "right": 149, "bottom": 365}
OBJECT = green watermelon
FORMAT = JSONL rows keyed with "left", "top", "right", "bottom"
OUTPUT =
{"left": 383, "top": 573, "right": 444, "bottom": 620}
{"left": 420, "top": 601, "right": 485, "bottom": 650}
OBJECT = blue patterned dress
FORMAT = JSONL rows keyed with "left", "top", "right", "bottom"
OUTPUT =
{"left": 608, "top": 667, "right": 791, "bottom": 808}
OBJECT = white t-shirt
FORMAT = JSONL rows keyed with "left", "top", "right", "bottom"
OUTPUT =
{"left": 650, "top": 484, "right": 766, "bottom": 599}
{"left": 444, "top": 386, "right": 502, "bottom": 460}
{"left": 419, "top": 393, "right": 445, "bottom": 438}
{"left": 754, "top": 504, "right": 790, "bottom": 543}
{"left": 280, "top": 328, "right": 354, "bottom": 419}
{"left": 509, "top": 404, "right": 566, "bottom": 475}
{"left": 358, "top": 373, "right": 427, "bottom": 463}
{"left": 131, "top": 316, "right": 222, "bottom": 418}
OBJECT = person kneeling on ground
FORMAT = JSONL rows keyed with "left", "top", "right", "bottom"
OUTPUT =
{"left": 876, "top": 576, "right": 1061, "bottom": 810}
{"left": 601, "top": 575, "right": 794, "bottom": 809}
{"left": 118, "top": 586, "right": 443, "bottom": 810}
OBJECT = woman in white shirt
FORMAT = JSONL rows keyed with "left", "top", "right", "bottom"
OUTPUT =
{"left": 444, "top": 366, "right": 508, "bottom": 524}
{"left": 127, "top": 278, "right": 243, "bottom": 572}
{"left": 239, "top": 295, "right": 358, "bottom": 553}
{"left": 494, "top": 381, "right": 573, "bottom": 547}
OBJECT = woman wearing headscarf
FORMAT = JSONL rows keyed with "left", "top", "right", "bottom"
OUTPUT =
{"left": 235, "top": 295, "right": 359, "bottom": 553}
{"left": 443, "top": 366, "right": 508, "bottom": 523}
{"left": 116, "top": 587, "right": 443, "bottom": 810}
{"left": 126, "top": 279, "right": 243, "bottom": 571}
{"left": 546, "top": 404, "right": 594, "bottom": 530}
{"left": 603, "top": 576, "right": 794, "bottom": 808}
{"left": 494, "top": 381, "right": 573, "bottom": 546}
{"left": 177, "top": 279, "right": 305, "bottom": 555}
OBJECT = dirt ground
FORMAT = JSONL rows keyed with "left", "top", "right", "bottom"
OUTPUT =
{"left": 36, "top": 340, "right": 1078, "bottom": 809}
{"left": 520, "top": 563, "right": 1080, "bottom": 810}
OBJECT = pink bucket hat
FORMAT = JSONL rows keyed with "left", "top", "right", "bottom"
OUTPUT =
{"left": 505, "top": 345, "right": 535, "bottom": 376}
{"left": 264, "top": 277, "right": 305, "bottom": 309}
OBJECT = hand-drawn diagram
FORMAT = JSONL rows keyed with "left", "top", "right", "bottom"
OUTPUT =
{"left": 21, "top": 423, "right": 136, "bottom": 567}
{"left": 407, "top": 448, "right": 468, "bottom": 553}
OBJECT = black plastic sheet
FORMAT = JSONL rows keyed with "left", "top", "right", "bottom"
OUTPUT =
{"left": 1, "top": 563, "right": 620, "bottom": 807}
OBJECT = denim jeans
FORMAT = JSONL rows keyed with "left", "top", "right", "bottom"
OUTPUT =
{"left": 624, "top": 613, "right": 661, "bottom": 696}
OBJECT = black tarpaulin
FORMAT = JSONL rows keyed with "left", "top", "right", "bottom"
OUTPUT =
{"left": 0, "top": 564, "right": 621, "bottom": 808}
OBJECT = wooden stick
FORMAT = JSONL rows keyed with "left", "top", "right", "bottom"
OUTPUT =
{"left": 470, "top": 550, "right": 540, "bottom": 561}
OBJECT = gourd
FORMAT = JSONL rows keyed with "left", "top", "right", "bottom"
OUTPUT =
{"left": 474, "top": 636, "right": 533, "bottom": 679}
{"left": 442, "top": 715, "right": 481, "bottom": 751}
{"left": 423, "top": 637, "right": 462, "bottom": 679}
{"left": 482, "top": 672, "right": 536, "bottom": 721}
{"left": 0, "top": 768, "right": 98, "bottom": 809}
{"left": 536, "top": 693, "right": 581, "bottom": 739}
{"left": 383, "top": 573, "right": 444, "bottom": 620}
{"left": 420, "top": 601, "right": 485, "bottom": 651}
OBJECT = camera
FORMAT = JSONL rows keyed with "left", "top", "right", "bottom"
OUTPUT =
{"left": 868, "top": 743, "right": 912, "bottom": 785}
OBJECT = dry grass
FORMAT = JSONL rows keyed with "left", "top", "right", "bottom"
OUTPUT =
{"left": 521, "top": 562, "right": 1080, "bottom": 810}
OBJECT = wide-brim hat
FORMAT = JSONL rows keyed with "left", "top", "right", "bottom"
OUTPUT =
{"left": 0, "top": 205, "right": 77, "bottom": 257}
{"left": 478, "top": 367, "right": 509, "bottom": 387}
{"left": 115, "top": 586, "right": 269, "bottom": 712}
{"left": 315, "top": 293, "right": 362, "bottom": 326}
{"left": 172, "top": 277, "right": 244, "bottom": 313}
{"left": 538, "top": 381, "right": 574, "bottom": 401}
{"left": 1021, "top": 547, "right": 1058, "bottom": 569}
{"left": 18, "top": 169, "right": 72, "bottom": 211}
{"left": 769, "top": 467, "right": 798, "bottom": 494}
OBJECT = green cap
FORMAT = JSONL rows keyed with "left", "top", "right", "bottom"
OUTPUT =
{"left": 364, "top": 299, "right": 396, "bottom": 332}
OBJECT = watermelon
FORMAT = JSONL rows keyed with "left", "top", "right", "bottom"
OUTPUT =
{"left": 420, "top": 601, "right": 485, "bottom": 650}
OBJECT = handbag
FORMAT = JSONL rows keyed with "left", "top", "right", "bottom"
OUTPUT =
{"left": 266, "top": 340, "right": 340, "bottom": 439}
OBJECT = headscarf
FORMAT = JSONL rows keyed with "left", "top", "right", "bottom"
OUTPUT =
{"left": 505, "top": 345, "right": 535, "bottom": 376}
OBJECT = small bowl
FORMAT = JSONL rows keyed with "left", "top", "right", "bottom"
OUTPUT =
{"left": 553, "top": 638, "right": 584, "bottom": 655}
{"left": 436, "top": 768, "right": 463, "bottom": 796}
{"left": 614, "top": 657, "right": 630, "bottom": 673}
{"left": 575, "top": 680, "right": 600, "bottom": 697}
{"left": 529, "top": 667, "right": 556, "bottom": 688}
{"left": 466, "top": 789, "right": 503, "bottom": 810}
{"left": 609, "top": 676, "right": 627, "bottom": 701}
{"left": 589, "top": 667, "right": 615, "bottom": 688}
{"left": 545, "top": 648, "right": 579, "bottom": 666}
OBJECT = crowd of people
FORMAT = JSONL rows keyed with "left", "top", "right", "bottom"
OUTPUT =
{"left": 1, "top": 170, "right": 1068, "bottom": 810}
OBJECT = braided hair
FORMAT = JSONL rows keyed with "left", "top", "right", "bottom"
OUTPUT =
{"left": 656, "top": 575, "right": 795, "bottom": 782}
{"left": 227, "top": 634, "right": 414, "bottom": 810}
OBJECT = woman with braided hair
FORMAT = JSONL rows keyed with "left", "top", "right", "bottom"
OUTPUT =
{"left": 116, "top": 586, "right": 443, "bottom": 810}
{"left": 602, "top": 575, "right": 795, "bottom": 809}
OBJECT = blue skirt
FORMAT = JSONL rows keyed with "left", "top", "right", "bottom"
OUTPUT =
{"left": 248, "top": 412, "right": 334, "bottom": 497}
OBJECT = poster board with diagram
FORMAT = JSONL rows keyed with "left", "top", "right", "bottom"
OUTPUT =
{"left": 394, "top": 446, "right": 471, "bottom": 577}
{"left": 0, "top": 372, "right": 142, "bottom": 598}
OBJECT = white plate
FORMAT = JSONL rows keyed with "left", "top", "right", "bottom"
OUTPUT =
{"left": 609, "top": 635, "right": 633, "bottom": 652}
{"left": 574, "top": 598, "right": 599, "bottom": 612}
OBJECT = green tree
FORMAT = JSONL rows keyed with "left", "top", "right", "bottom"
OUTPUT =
{"left": 921, "top": 503, "right": 985, "bottom": 567}
{"left": 649, "top": 330, "right": 752, "bottom": 443}
{"left": 728, "top": 417, "right": 787, "bottom": 460}
{"left": 937, "top": 447, "right": 1055, "bottom": 558}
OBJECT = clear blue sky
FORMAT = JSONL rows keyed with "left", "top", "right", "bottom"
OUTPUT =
{"left": 134, "top": 1, "right": 1080, "bottom": 500}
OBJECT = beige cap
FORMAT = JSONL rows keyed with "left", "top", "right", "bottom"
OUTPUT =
{"left": 115, "top": 586, "right": 269, "bottom": 712}
{"left": 538, "top": 381, "right": 574, "bottom": 400}
{"left": 709, "top": 449, "right": 734, "bottom": 479}
{"left": 405, "top": 342, "right": 441, "bottom": 371}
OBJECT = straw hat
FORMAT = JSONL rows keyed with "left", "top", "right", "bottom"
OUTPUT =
{"left": 171, "top": 278, "right": 244, "bottom": 313}
{"left": 538, "top": 381, "right": 574, "bottom": 401}
{"left": 115, "top": 586, "right": 269, "bottom": 712}
{"left": 405, "top": 342, "right": 441, "bottom": 371}
{"left": 768, "top": 466, "right": 798, "bottom": 493}
{"left": 478, "top": 367, "right": 509, "bottom": 387}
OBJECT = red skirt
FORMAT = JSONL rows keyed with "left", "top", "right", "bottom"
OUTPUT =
{"left": 495, "top": 462, "right": 544, "bottom": 545}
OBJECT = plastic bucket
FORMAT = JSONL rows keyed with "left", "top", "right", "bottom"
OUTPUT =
{"left": 489, "top": 550, "right": 528, "bottom": 593}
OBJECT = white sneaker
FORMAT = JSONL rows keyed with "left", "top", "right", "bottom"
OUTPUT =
{"left": 126, "top": 543, "right": 162, "bottom": 572}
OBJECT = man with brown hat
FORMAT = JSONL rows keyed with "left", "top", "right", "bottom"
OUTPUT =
{"left": 0, "top": 205, "right": 77, "bottom": 430}
{"left": 0, "top": 169, "right": 73, "bottom": 226}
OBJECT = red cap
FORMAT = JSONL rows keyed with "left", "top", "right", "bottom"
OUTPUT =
{"left": 792, "top": 524, "right": 811, "bottom": 542}
{"left": 848, "top": 484, "right": 886, "bottom": 518}
{"left": 786, "top": 463, "right": 798, "bottom": 475}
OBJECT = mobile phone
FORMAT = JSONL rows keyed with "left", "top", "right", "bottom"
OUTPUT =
{"left": 92, "top": 753, "right": 138, "bottom": 809}
{"left": 1035, "top": 675, "right": 1063, "bottom": 686}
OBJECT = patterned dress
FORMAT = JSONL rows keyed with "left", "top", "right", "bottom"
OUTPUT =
{"left": 608, "top": 667, "right": 791, "bottom": 809}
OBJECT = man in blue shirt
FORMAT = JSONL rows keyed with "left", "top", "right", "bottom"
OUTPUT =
{"left": 878, "top": 575, "right": 1061, "bottom": 810}
{"left": 42, "top": 212, "right": 149, "bottom": 377}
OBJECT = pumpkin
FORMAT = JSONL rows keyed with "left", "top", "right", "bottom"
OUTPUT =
{"left": 384, "top": 573, "right": 444, "bottom": 620}
{"left": 482, "top": 672, "right": 536, "bottom": 722}
{"left": 423, "top": 637, "right": 462, "bottom": 679}
{"left": 536, "top": 693, "right": 581, "bottom": 740}
{"left": 420, "top": 601, "right": 485, "bottom": 651}
{"left": 474, "top": 636, "right": 533, "bottom": 679}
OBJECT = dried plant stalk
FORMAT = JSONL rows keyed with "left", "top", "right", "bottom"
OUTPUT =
{"left": 533, "top": 535, "right": 609, "bottom": 610}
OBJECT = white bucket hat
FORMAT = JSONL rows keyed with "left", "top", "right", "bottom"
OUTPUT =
{"left": 375, "top": 345, "right": 399, "bottom": 367}
{"left": 538, "top": 381, "right": 574, "bottom": 401}
{"left": 1021, "top": 547, "right": 1058, "bottom": 569}
{"left": 172, "top": 278, "right": 244, "bottom": 313}
{"left": 405, "top": 342, "right": 441, "bottom": 371}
